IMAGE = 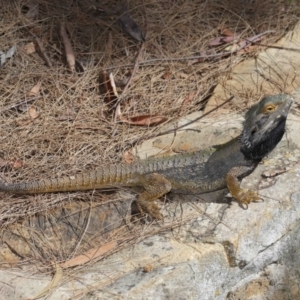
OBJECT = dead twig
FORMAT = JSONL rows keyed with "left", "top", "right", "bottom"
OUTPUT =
{"left": 113, "top": 42, "right": 145, "bottom": 121}
{"left": 22, "top": 25, "right": 53, "bottom": 68}
{"left": 1, "top": 96, "right": 44, "bottom": 112}
{"left": 245, "top": 39, "right": 300, "bottom": 52}
{"left": 60, "top": 22, "right": 76, "bottom": 72}
{"left": 34, "top": 37, "right": 53, "bottom": 68}
{"left": 104, "top": 30, "right": 275, "bottom": 70}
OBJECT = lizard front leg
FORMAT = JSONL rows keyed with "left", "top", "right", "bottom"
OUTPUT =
{"left": 226, "top": 168, "right": 260, "bottom": 207}
{"left": 137, "top": 173, "right": 172, "bottom": 220}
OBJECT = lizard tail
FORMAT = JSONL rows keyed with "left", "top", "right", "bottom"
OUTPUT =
{"left": 0, "top": 166, "right": 138, "bottom": 194}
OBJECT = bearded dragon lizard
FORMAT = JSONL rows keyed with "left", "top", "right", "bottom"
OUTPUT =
{"left": 0, "top": 94, "right": 293, "bottom": 219}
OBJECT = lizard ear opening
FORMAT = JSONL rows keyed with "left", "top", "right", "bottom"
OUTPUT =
{"left": 251, "top": 127, "right": 257, "bottom": 135}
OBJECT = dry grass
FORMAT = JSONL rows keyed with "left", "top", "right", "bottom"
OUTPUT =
{"left": 0, "top": 0, "right": 299, "bottom": 280}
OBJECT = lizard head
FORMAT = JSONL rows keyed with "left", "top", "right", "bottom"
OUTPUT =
{"left": 240, "top": 94, "right": 293, "bottom": 161}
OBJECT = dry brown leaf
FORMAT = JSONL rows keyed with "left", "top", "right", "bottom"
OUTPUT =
{"left": 209, "top": 28, "right": 240, "bottom": 47}
{"left": 27, "top": 80, "right": 41, "bottom": 98}
{"left": 220, "top": 28, "right": 234, "bottom": 37}
{"left": 28, "top": 106, "right": 39, "bottom": 120}
{"left": 12, "top": 159, "right": 24, "bottom": 169}
{"left": 120, "top": 115, "right": 168, "bottom": 126}
{"left": 209, "top": 35, "right": 237, "bottom": 46}
{"left": 181, "top": 90, "right": 197, "bottom": 106}
{"left": 60, "top": 241, "right": 117, "bottom": 268}
{"left": 60, "top": 22, "right": 75, "bottom": 72}
{"left": 22, "top": 42, "right": 36, "bottom": 54}
{"left": 161, "top": 70, "right": 171, "bottom": 80}
{"left": 101, "top": 72, "right": 117, "bottom": 103}
{"left": 123, "top": 150, "right": 135, "bottom": 163}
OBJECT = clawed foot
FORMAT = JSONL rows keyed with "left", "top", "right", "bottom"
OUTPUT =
{"left": 137, "top": 200, "right": 163, "bottom": 220}
{"left": 234, "top": 189, "right": 261, "bottom": 209}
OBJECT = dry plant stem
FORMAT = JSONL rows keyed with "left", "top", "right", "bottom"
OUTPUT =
{"left": 108, "top": 73, "right": 121, "bottom": 125}
{"left": 34, "top": 37, "right": 53, "bottom": 68}
{"left": 23, "top": 26, "right": 53, "bottom": 68}
{"left": 70, "top": 201, "right": 92, "bottom": 258}
{"left": 105, "top": 30, "right": 275, "bottom": 70}
{"left": 254, "top": 69, "right": 284, "bottom": 90}
{"left": 114, "top": 42, "right": 145, "bottom": 109}
{"left": 2, "top": 96, "right": 44, "bottom": 112}
{"left": 109, "top": 73, "right": 120, "bottom": 98}
{"left": 113, "top": 0, "right": 147, "bottom": 124}
{"left": 246, "top": 39, "right": 300, "bottom": 52}
{"left": 109, "top": 74, "right": 121, "bottom": 136}
{"left": 112, "top": 42, "right": 145, "bottom": 134}
{"left": 126, "top": 96, "right": 234, "bottom": 148}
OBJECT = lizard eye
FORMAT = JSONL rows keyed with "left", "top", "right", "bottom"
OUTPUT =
{"left": 263, "top": 104, "right": 277, "bottom": 113}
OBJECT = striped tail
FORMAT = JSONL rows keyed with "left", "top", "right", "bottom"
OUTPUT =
{"left": 0, "top": 164, "right": 142, "bottom": 194}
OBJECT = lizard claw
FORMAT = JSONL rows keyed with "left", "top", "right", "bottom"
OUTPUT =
{"left": 137, "top": 200, "right": 163, "bottom": 220}
{"left": 235, "top": 189, "right": 261, "bottom": 208}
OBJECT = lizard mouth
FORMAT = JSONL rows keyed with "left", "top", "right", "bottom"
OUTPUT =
{"left": 243, "top": 111, "right": 288, "bottom": 149}
{"left": 241, "top": 116, "right": 287, "bottom": 160}
{"left": 244, "top": 140, "right": 252, "bottom": 148}
{"left": 242, "top": 126, "right": 257, "bottom": 148}
{"left": 241, "top": 114, "right": 287, "bottom": 152}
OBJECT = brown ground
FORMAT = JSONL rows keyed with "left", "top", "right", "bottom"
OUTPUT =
{"left": 0, "top": 0, "right": 299, "bottom": 270}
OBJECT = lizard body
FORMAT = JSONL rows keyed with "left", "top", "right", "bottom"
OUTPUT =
{"left": 0, "top": 94, "right": 293, "bottom": 219}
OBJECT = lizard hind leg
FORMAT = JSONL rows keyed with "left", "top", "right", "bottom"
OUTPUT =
{"left": 137, "top": 173, "right": 172, "bottom": 220}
